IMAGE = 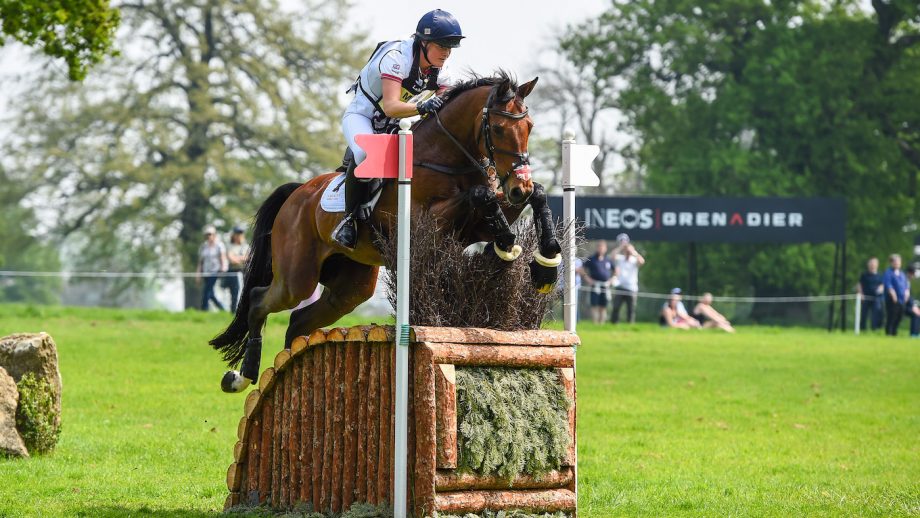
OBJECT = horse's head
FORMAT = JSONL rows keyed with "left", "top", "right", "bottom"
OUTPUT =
{"left": 477, "top": 76, "right": 538, "bottom": 206}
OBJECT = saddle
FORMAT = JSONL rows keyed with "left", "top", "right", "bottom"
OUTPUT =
{"left": 322, "top": 148, "right": 383, "bottom": 220}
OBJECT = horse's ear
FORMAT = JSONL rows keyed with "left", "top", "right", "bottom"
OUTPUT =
{"left": 517, "top": 77, "right": 539, "bottom": 99}
{"left": 497, "top": 77, "right": 513, "bottom": 101}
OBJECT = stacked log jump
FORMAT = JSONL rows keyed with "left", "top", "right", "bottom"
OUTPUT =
{"left": 224, "top": 325, "right": 578, "bottom": 517}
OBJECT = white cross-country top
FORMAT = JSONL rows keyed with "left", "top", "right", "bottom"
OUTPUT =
{"left": 346, "top": 37, "right": 453, "bottom": 134}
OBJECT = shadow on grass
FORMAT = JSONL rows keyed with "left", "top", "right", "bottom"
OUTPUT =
{"left": 73, "top": 507, "right": 223, "bottom": 518}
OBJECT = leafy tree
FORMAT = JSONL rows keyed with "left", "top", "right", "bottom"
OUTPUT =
{"left": 2, "top": 0, "right": 368, "bottom": 308}
{"left": 557, "top": 0, "right": 920, "bottom": 313}
{"left": 0, "top": 0, "right": 120, "bottom": 80}
{"left": 0, "top": 169, "right": 61, "bottom": 304}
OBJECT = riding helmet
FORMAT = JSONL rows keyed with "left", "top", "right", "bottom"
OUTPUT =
{"left": 415, "top": 9, "right": 464, "bottom": 48}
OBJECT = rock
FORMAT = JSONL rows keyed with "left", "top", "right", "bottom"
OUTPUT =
{"left": 0, "top": 333, "right": 62, "bottom": 432}
{"left": 0, "top": 367, "right": 28, "bottom": 458}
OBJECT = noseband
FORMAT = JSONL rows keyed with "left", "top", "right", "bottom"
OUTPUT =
{"left": 415, "top": 84, "right": 533, "bottom": 203}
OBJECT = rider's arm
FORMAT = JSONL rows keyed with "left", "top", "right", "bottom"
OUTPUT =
{"left": 380, "top": 78, "right": 423, "bottom": 119}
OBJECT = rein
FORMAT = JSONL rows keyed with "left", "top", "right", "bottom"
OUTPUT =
{"left": 414, "top": 84, "right": 533, "bottom": 200}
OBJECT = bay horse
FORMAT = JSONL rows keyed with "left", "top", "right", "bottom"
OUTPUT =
{"left": 211, "top": 72, "right": 562, "bottom": 392}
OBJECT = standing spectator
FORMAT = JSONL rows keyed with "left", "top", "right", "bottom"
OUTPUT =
{"left": 224, "top": 226, "right": 250, "bottom": 313}
{"left": 582, "top": 241, "right": 615, "bottom": 324}
{"left": 905, "top": 266, "right": 920, "bottom": 338}
{"left": 197, "top": 225, "right": 228, "bottom": 311}
{"left": 691, "top": 292, "right": 735, "bottom": 333}
{"left": 610, "top": 233, "right": 645, "bottom": 324}
{"left": 882, "top": 253, "right": 910, "bottom": 336}
{"left": 856, "top": 257, "right": 884, "bottom": 332}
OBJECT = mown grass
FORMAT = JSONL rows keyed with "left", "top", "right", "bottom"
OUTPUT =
{"left": 0, "top": 304, "right": 917, "bottom": 517}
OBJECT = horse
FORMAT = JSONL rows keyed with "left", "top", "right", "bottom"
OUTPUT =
{"left": 211, "top": 72, "right": 563, "bottom": 392}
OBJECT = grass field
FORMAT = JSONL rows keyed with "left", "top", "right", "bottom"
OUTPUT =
{"left": 0, "top": 304, "right": 917, "bottom": 517}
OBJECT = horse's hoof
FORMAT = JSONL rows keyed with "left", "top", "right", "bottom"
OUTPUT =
{"left": 530, "top": 252, "right": 560, "bottom": 294}
{"left": 221, "top": 370, "right": 251, "bottom": 393}
{"left": 493, "top": 243, "right": 523, "bottom": 262}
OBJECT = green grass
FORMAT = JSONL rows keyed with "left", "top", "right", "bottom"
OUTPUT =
{"left": 0, "top": 304, "right": 917, "bottom": 517}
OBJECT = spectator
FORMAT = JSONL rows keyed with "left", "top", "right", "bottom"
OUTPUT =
{"left": 691, "top": 292, "right": 735, "bottom": 333}
{"left": 610, "top": 233, "right": 645, "bottom": 324}
{"left": 882, "top": 253, "right": 910, "bottom": 336}
{"left": 224, "top": 226, "right": 250, "bottom": 313}
{"left": 660, "top": 288, "right": 701, "bottom": 329}
{"left": 582, "top": 241, "right": 615, "bottom": 324}
{"left": 857, "top": 257, "right": 884, "bottom": 332}
{"left": 197, "top": 225, "right": 228, "bottom": 311}
{"left": 905, "top": 266, "right": 920, "bottom": 338}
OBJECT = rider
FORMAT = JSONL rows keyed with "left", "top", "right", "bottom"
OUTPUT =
{"left": 333, "top": 9, "right": 463, "bottom": 249}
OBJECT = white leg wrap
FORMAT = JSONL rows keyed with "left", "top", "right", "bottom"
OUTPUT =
{"left": 533, "top": 250, "right": 562, "bottom": 267}
{"left": 494, "top": 243, "right": 523, "bottom": 262}
{"left": 463, "top": 241, "right": 489, "bottom": 257}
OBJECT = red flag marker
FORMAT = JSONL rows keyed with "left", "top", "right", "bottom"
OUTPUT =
{"left": 355, "top": 134, "right": 413, "bottom": 179}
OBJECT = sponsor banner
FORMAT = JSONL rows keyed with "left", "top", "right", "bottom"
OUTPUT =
{"left": 547, "top": 196, "right": 846, "bottom": 243}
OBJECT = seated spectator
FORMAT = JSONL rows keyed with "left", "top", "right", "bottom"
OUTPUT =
{"left": 659, "top": 288, "right": 701, "bottom": 329}
{"left": 692, "top": 292, "right": 736, "bottom": 333}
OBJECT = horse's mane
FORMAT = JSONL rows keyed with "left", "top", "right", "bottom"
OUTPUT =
{"left": 441, "top": 69, "right": 519, "bottom": 105}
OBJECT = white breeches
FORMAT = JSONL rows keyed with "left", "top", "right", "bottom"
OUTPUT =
{"left": 342, "top": 111, "right": 374, "bottom": 165}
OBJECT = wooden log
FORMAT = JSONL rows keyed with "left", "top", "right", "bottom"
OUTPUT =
{"left": 365, "top": 344, "right": 379, "bottom": 504}
{"left": 227, "top": 462, "right": 242, "bottom": 491}
{"left": 330, "top": 341, "right": 345, "bottom": 513}
{"left": 237, "top": 416, "right": 247, "bottom": 441}
{"left": 413, "top": 344, "right": 437, "bottom": 518}
{"left": 290, "top": 335, "right": 308, "bottom": 356}
{"left": 426, "top": 343, "right": 574, "bottom": 368}
{"left": 342, "top": 341, "right": 360, "bottom": 510}
{"left": 274, "top": 349, "right": 292, "bottom": 372}
{"left": 367, "top": 325, "right": 391, "bottom": 342}
{"left": 389, "top": 342, "right": 396, "bottom": 501}
{"left": 299, "top": 349, "right": 314, "bottom": 505}
{"left": 355, "top": 343, "right": 369, "bottom": 503}
{"left": 259, "top": 367, "right": 275, "bottom": 394}
{"left": 311, "top": 344, "right": 325, "bottom": 509}
{"left": 238, "top": 468, "right": 247, "bottom": 506}
{"left": 272, "top": 377, "right": 283, "bottom": 507}
{"left": 289, "top": 360, "right": 302, "bottom": 505}
{"left": 377, "top": 341, "right": 391, "bottom": 503}
{"left": 434, "top": 468, "right": 575, "bottom": 491}
{"left": 558, "top": 367, "right": 576, "bottom": 468}
{"left": 244, "top": 389, "right": 261, "bottom": 419}
{"left": 258, "top": 394, "right": 273, "bottom": 504}
{"left": 411, "top": 327, "right": 579, "bottom": 347}
{"left": 224, "top": 492, "right": 240, "bottom": 511}
{"left": 246, "top": 411, "right": 262, "bottom": 505}
{"left": 308, "top": 328, "right": 327, "bottom": 346}
{"left": 434, "top": 364, "right": 457, "bottom": 469}
{"left": 282, "top": 366, "right": 293, "bottom": 507}
{"left": 233, "top": 440, "right": 245, "bottom": 463}
{"left": 434, "top": 488, "right": 577, "bottom": 514}
{"left": 320, "top": 343, "right": 336, "bottom": 512}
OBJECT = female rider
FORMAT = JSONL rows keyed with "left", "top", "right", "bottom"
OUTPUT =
{"left": 333, "top": 9, "right": 464, "bottom": 249}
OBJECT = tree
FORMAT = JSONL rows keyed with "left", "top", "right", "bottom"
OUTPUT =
{"left": 2, "top": 0, "right": 368, "bottom": 308}
{"left": 0, "top": 0, "right": 120, "bottom": 80}
{"left": 556, "top": 0, "right": 920, "bottom": 313}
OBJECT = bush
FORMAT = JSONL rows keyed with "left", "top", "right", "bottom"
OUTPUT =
{"left": 456, "top": 367, "right": 571, "bottom": 480}
{"left": 15, "top": 373, "right": 60, "bottom": 454}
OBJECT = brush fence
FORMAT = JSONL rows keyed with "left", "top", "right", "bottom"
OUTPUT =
{"left": 224, "top": 325, "right": 578, "bottom": 517}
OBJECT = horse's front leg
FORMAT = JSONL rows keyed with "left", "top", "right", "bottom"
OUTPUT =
{"left": 528, "top": 182, "right": 562, "bottom": 293}
{"left": 468, "top": 184, "right": 522, "bottom": 261}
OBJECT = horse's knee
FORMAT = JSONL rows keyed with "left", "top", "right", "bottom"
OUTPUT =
{"left": 468, "top": 184, "right": 495, "bottom": 207}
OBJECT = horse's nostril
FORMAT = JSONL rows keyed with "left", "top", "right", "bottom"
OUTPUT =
{"left": 511, "top": 187, "right": 523, "bottom": 200}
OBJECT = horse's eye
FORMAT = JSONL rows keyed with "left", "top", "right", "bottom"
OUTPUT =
{"left": 493, "top": 126, "right": 504, "bottom": 137}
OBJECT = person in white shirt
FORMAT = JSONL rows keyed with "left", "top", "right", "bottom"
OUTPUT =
{"left": 610, "top": 233, "right": 645, "bottom": 324}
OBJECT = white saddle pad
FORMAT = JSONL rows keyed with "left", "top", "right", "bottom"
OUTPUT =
{"left": 320, "top": 173, "right": 347, "bottom": 213}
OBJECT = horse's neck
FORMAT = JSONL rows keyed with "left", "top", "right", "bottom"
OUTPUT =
{"left": 413, "top": 92, "right": 484, "bottom": 166}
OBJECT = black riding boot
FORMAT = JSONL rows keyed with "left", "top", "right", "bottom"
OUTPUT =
{"left": 332, "top": 160, "right": 367, "bottom": 249}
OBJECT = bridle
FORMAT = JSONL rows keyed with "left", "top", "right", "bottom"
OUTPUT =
{"left": 414, "top": 84, "right": 533, "bottom": 203}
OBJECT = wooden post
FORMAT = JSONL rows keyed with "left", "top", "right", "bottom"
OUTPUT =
{"left": 434, "top": 364, "right": 457, "bottom": 469}
{"left": 413, "top": 344, "right": 436, "bottom": 518}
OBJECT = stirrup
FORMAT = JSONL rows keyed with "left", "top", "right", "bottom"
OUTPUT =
{"left": 333, "top": 214, "right": 358, "bottom": 249}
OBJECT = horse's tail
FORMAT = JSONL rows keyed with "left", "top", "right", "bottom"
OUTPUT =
{"left": 209, "top": 182, "right": 302, "bottom": 367}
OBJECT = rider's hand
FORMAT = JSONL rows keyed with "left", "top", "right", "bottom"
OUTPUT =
{"left": 416, "top": 96, "right": 444, "bottom": 116}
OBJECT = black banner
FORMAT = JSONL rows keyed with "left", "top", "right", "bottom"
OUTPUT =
{"left": 547, "top": 196, "right": 846, "bottom": 243}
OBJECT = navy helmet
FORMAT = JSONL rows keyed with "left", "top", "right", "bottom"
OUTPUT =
{"left": 415, "top": 9, "right": 464, "bottom": 48}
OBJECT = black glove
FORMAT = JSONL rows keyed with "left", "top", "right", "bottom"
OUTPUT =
{"left": 416, "top": 96, "right": 444, "bottom": 116}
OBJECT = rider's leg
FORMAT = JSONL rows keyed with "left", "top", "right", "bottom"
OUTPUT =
{"left": 334, "top": 113, "right": 374, "bottom": 249}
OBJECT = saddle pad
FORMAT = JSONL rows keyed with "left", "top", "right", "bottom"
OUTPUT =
{"left": 320, "top": 173, "right": 346, "bottom": 213}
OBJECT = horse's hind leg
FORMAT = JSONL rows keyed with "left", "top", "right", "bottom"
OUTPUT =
{"left": 284, "top": 256, "right": 379, "bottom": 346}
